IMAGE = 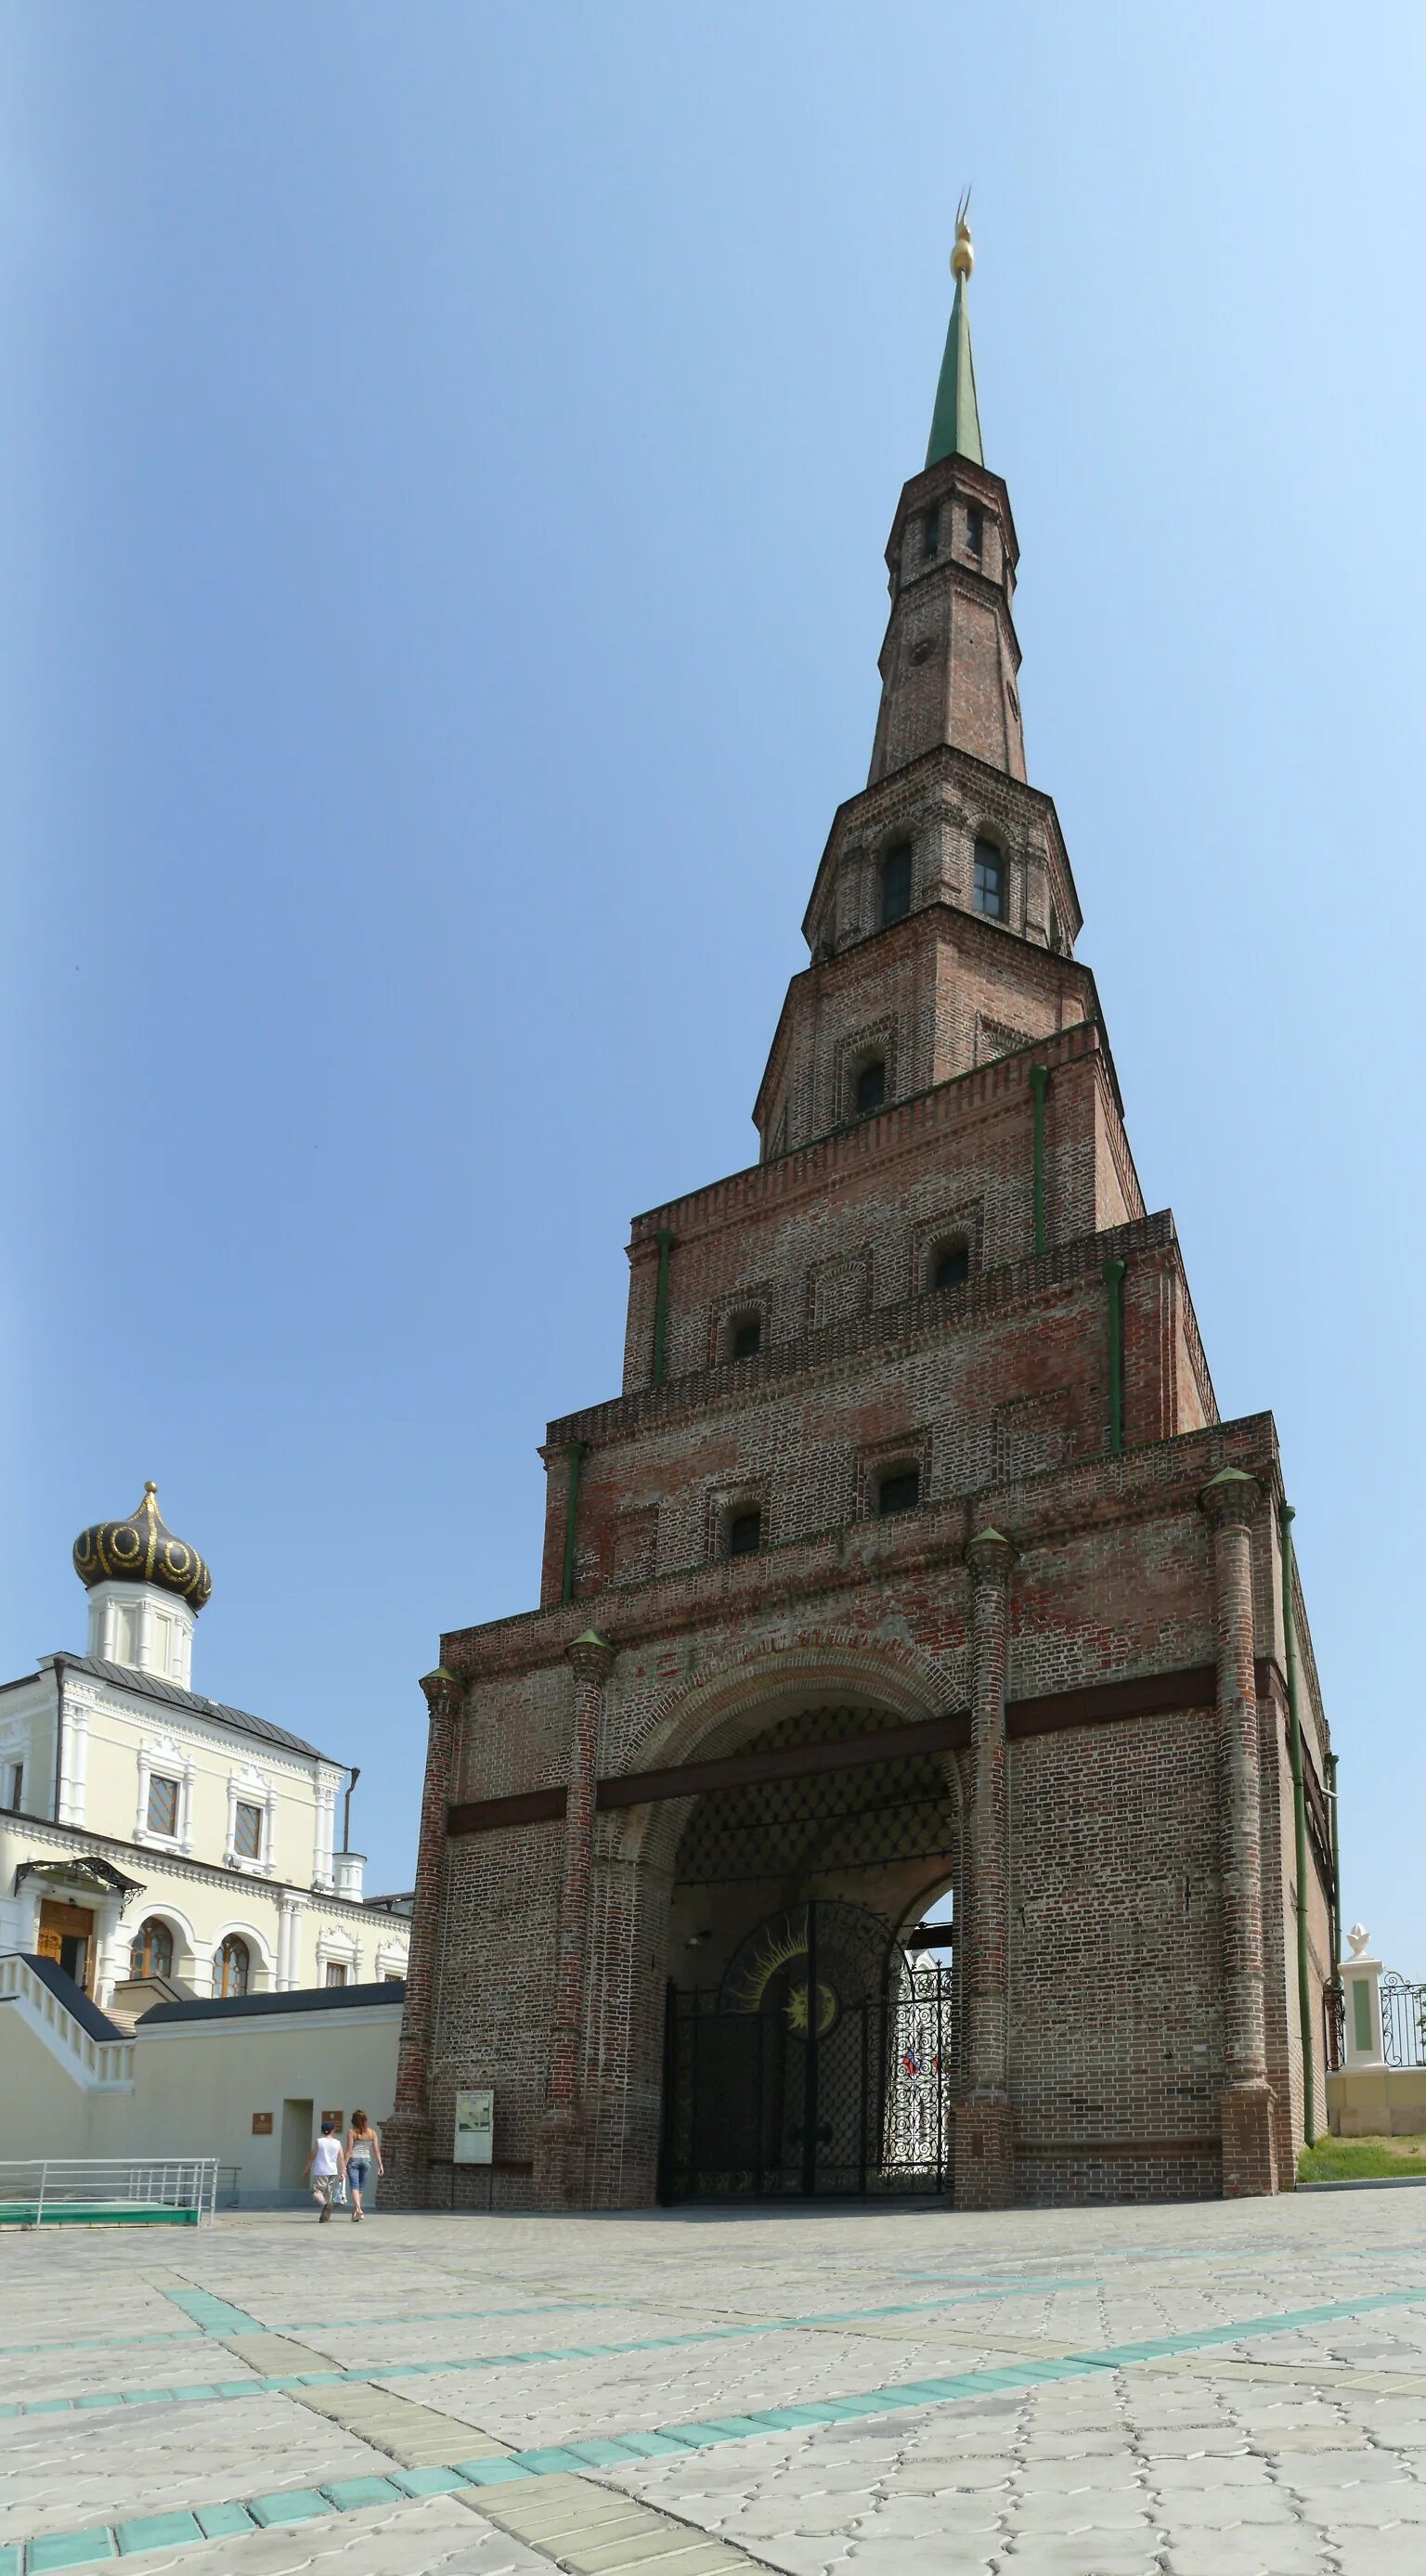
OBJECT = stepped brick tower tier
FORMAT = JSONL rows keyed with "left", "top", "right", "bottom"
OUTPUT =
{"left": 387, "top": 218, "right": 1337, "bottom": 2211}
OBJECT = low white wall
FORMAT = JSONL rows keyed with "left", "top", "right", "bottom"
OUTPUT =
{"left": 0, "top": 1991, "right": 402, "bottom": 2194}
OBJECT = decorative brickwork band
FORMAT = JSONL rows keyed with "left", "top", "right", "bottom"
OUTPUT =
{"left": 956, "top": 1526, "right": 1015, "bottom": 2208}
{"left": 1201, "top": 1469, "right": 1277, "bottom": 2195}
{"left": 383, "top": 1663, "right": 463, "bottom": 2207}
{"left": 535, "top": 1629, "right": 615, "bottom": 2203}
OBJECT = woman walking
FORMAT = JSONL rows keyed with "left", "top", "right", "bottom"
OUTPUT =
{"left": 344, "top": 2110, "right": 383, "bottom": 2221}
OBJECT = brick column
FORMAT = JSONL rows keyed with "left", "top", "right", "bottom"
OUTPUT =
{"left": 382, "top": 1663, "right": 462, "bottom": 2208}
{"left": 1201, "top": 1469, "right": 1278, "bottom": 2196}
{"left": 534, "top": 1628, "right": 613, "bottom": 2206}
{"left": 955, "top": 1526, "right": 1016, "bottom": 2208}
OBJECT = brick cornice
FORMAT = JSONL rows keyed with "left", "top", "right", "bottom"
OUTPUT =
{"left": 631, "top": 1017, "right": 1114, "bottom": 1258}
{"left": 559, "top": 1209, "right": 1192, "bottom": 1452}
{"left": 755, "top": 898, "right": 1096, "bottom": 1133}
{"left": 442, "top": 1410, "right": 1281, "bottom": 1685}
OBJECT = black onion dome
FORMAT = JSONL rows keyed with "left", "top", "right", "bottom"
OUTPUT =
{"left": 72, "top": 1482, "right": 212, "bottom": 1611}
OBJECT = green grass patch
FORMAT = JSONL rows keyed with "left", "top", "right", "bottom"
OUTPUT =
{"left": 1299, "top": 2132, "right": 1426, "bottom": 2182}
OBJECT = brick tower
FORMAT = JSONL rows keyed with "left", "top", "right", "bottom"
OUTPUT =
{"left": 386, "top": 218, "right": 1337, "bottom": 2211}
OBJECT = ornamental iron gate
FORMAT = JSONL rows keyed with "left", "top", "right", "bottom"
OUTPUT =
{"left": 659, "top": 1898, "right": 956, "bottom": 2201}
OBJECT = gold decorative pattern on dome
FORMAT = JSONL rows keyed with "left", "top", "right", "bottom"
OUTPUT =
{"left": 72, "top": 1482, "right": 213, "bottom": 1611}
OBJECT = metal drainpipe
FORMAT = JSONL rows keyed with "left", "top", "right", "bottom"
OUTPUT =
{"left": 651, "top": 1231, "right": 675, "bottom": 1388}
{"left": 1029, "top": 1066, "right": 1049, "bottom": 1258}
{"left": 1101, "top": 1258, "right": 1126, "bottom": 1455}
{"left": 1279, "top": 1502, "right": 1316, "bottom": 2147}
{"left": 1317, "top": 1752, "right": 1328, "bottom": 1968}
{"left": 343, "top": 1766, "right": 361, "bottom": 1855}
{"left": 560, "top": 1442, "right": 587, "bottom": 1608}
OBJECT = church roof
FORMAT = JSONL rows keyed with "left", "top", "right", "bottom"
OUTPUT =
{"left": 926, "top": 205, "right": 984, "bottom": 470}
{"left": 72, "top": 1482, "right": 212, "bottom": 1612}
{"left": 49, "top": 1653, "right": 331, "bottom": 1763}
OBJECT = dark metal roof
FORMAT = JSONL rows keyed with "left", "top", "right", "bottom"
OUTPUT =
{"left": 57, "top": 1655, "right": 331, "bottom": 1762}
{"left": 9, "top": 1951, "right": 127, "bottom": 2041}
{"left": 140, "top": 1978, "right": 406, "bottom": 2026}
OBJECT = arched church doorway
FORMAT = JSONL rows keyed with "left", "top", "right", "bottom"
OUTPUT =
{"left": 656, "top": 1702, "right": 960, "bottom": 2200}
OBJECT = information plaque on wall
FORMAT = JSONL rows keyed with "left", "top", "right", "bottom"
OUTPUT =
{"left": 453, "top": 2089, "right": 494, "bottom": 2164}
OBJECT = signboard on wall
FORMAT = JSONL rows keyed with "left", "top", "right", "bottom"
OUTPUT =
{"left": 251, "top": 2112, "right": 273, "bottom": 2136}
{"left": 453, "top": 2090, "right": 494, "bottom": 2165}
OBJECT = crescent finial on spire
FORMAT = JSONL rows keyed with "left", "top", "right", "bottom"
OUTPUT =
{"left": 951, "top": 188, "right": 974, "bottom": 281}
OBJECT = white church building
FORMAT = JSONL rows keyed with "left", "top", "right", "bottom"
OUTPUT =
{"left": 0, "top": 1482, "right": 409, "bottom": 2006}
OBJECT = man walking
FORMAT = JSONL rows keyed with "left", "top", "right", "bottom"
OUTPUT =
{"left": 303, "top": 2119, "right": 345, "bottom": 2221}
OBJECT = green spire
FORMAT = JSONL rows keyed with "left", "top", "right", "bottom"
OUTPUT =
{"left": 925, "top": 201, "right": 983, "bottom": 470}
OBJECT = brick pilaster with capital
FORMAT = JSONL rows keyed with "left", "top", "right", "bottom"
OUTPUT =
{"left": 533, "top": 1630, "right": 614, "bottom": 2206}
{"left": 1201, "top": 1471, "right": 1278, "bottom": 2196}
{"left": 955, "top": 1525, "right": 1015, "bottom": 2208}
{"left": 382, "top": 1663, "right": 462, "bottom": 2208}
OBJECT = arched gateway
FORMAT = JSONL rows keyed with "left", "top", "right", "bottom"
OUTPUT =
{"left": 657, "top": 1699, "right": 960, "bottom": 2201}
{"left": 385, "top": 226, "right": 1334, "bottom": 2214}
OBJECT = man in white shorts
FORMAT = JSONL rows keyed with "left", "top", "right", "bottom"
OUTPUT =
{"left": 303, "top": 2119, "right": 345, "bottom": 2220}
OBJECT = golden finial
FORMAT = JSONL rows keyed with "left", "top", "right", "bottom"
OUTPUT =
{"left": 951, "top": 189, "right": 974, "bottom": 282}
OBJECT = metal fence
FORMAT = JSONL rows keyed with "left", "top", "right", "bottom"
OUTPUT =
{"left": 0, "top": 2157, "right": 220, "bottom": 2227}
{"left": 661, "top": 1962, "right": 957, "bottom": 2202}
{"left": 1381, "top": 1975, "right": 1426, "bottom": 2069}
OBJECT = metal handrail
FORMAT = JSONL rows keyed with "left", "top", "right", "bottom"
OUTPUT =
{"left": 0, "top": 2156, "right": 220, "bottom": 2224}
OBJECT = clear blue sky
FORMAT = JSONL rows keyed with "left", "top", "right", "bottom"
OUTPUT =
{"left": 2, "top": 6, "right": 1421, "bottom": 1961}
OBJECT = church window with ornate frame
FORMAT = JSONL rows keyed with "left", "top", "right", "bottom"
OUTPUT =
{"left": 146, "top": 1773, "right": 180, "bottom": 1838}
{"left": 973, "top": 838, "right": 1005, "bottom": 920}
{"left": 233, "top": 1800, "right": 264, "bottom": 1863}
{"left": 214, "top": 1935, "right": 250, "bottom": 1999}
{"left": 325, "top": 1961, "right": 349, "bottom": 1987}
{"left": 130, "top": 1916, "right": 174, "bottom": 1980}
{"left": 879, "top": 842, "right": 913, "bottom": 926}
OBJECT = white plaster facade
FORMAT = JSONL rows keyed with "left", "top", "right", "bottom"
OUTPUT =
{"left": 0, "top": 1592, "right": 410, "bottom": 2005}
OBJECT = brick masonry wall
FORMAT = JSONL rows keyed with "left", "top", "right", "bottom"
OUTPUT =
{"left": 567, "top": 1216, "right": 1212, "bottom": 1613}
{"left": 401, "top": 1413, "right": 1334, "bottom": 2210}
{"left": 620, "top": 1026, "right": 1146, "bottom": 1400}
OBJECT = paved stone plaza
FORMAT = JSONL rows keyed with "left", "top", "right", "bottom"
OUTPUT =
{"left": 3, "top": 2194, "right": 1426, "bottom": 2575}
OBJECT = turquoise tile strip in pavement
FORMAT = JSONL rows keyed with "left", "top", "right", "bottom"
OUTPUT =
{"left": 0, "top": 2299, "right": 613, "bottom": 2364}
{"left": 0, "top": 2275, "right": 1103, "bottom": 2420}
{"left": 6, "top": 2280, "right": 1426, "bottom": 2573}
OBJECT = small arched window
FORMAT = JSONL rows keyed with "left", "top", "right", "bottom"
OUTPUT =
{"left": 973, "top": 838, "right": 1005, "bottom": 921}
{"left": 879, "top": 843, "right": 913, "bottom": 926}
{"left": 931, "top": 1238, "right": 970, "bottom": 1292}
{"left": 965, "top": 503, "right": 984, "bottom": 562}
{"left": 920, "top": 504, "right": 940, "bottom": 560}
{"left": 877, "top": 1466, "right": 921, "bottom": 1517}
{"left": 729, "top": 1314, "right": 762, "bottom": 1362}
{"left": 728, "top": 1509, "right": 762, "bottom": 1559}
{"left": 854, "top": 1056, "right": 887, "bottom": 1116}
{"left": 130, "top": 1917, "right": 174, "bottom": 1981}
{"left": 215, "top": 1935, "right": 250, "bottom": 2000}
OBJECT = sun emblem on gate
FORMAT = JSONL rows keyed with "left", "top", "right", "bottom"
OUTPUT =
{"left": 784, "top": 1979, "right": 839, "bottom": 2038}
{"left": 720, "top": 1910, "right": 843, "bottom": 2034}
